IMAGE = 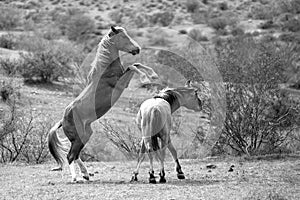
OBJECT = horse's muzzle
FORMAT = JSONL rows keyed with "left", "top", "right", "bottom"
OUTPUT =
{"left": 130, "top": 48, "right": 140, "bottom": 55}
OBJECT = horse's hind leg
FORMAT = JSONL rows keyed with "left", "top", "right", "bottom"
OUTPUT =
{"left": 157, "top": 135, "right": 167, "bottom": 183}
{"left": 69, "top": 161, "right": 77, "bottom": 182}
{"left": 168, "top": 141, "right": 185, "bottom": 179}
{"left": 131, "top": 140, "right": 146, "bottom": 182}
{"left": 76, "top": 158, "right": 90, "bottom": 181}
{"left": 148, "top": 151, "right": 156, "bottom": 184}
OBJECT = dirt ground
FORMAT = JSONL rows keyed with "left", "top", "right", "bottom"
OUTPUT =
{"left": 1, "top": 157, "right": 300, "bottom": 200}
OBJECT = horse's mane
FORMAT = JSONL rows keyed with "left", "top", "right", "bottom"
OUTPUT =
{"left": 154, "top": 88, "right": 179, "bottom": 108}
{"left": 87, "top": 32, "right": 115, "bottom": 83}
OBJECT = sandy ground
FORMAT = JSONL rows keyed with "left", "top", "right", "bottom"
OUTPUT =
{"left": 1, "top": 157, "right": 300, "bottom": 200}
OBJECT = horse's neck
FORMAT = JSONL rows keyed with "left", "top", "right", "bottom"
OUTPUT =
{"left": 88, "top": 39, "right": 120, "bottom": 83}
{"left": 170, "top": 100, "right": 180, "bottom": 113}
{"left": 170, "top": 91, "right": 182, "bottom": 113}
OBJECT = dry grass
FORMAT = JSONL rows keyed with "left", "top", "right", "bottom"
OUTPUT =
{"left": 0, "top": 157, "right": 300, "bottom": 199}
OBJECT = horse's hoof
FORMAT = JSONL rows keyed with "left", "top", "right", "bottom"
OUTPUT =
{"left": 83, "top": 175, "right": 90, "bottom": 181}
{"left": 76, "top": 180, "right": 84, "bottom": 184}
{"left": 159, "top": 177, "right": 166, "bottom": 183}
{"left": 130, "top": 176, "right": 138, "bottom": 182}
{"left": 130, "top": 175, "right": 138, "bottom": 182}
{"left": 150, "top": 73, "right": 159, "bottom": 80}
{"left": 177, "top": 173, "right": 185, "bottom": 179}
{"left": 149, "top": 177, "right": 156, "bottom": 184}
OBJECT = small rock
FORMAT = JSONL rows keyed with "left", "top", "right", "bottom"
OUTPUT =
{"left": 206, "top": 164, "right": 217, "bottom": 169}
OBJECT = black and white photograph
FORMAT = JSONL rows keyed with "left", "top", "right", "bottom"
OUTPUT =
{"left": 0, "top": 0, "right": 299, "bottom": 199}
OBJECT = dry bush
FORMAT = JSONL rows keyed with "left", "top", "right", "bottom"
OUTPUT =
{"left": 188, "top": 28, "right": 209, "bottom": 42}
{"left": 22, "top": 120, "right": 51, "bottom": 164}
{"left": 0, "top": 34, "right": 16, "bottom": 49}
{"left": 0, "top": 81, "right": 52, "bottom": 163}
{"left": 0, "top": 6, "right": 22, "bottom": 30}
{"left": 249, "top": 4, "right": 278, "bottom": 20}
{"left": 149, "top": 11, "right": 175, "bottom": 27}
{"left": 148, "top": 30, "right": 171, "bottom": 46}
{"left": 208, "top": 17, "right": 228, "bottom": 30}
{"left": 0, "top": 58, "right": 19, "bottom": 76}
{"left": 277, "top": 0, "right": 300, "bottom": 14}
{"left": 51, "top": 7, "right": 95, "bottom": 42}
{"left": 16, "top": 36, "right": 84, "bottom": 83}
{"left": 99, "top": 120, "right": 140, "bottom": 160}
{"left": 185, "top": 0, "right": 200, "bottom": 13}
{"left": 281, "top": 18, "right": 300, "bottom": 32}
{"left": 215, "top": 36, "right": 300, "bottom": 156}
{"left": 108, "top": 9, "right": 123, "bottom": 24}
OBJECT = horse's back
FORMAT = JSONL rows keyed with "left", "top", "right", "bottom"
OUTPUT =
{"left": 139, "top": 98, "right": 171, "bottom": 137}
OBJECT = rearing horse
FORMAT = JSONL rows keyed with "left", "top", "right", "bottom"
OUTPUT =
{"left": 131, "top": 81, "right": 202, "bottom": 183}
{"left": 48, "top": 26, "right": 158, "bottom": 182}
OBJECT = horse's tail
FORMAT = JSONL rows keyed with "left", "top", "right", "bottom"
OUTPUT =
{"left": 142, "top": 108, "right": 164, "bottom": 151}
{"left": 48, "top": 120, "right": 69, "bottom": 169}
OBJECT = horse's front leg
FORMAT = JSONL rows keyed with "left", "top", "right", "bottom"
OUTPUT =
{"left": 133, "top": 63, "right": 158, "bottom": 80}
{"left": 128, "top": 65, "right": 152, "bottom": 84}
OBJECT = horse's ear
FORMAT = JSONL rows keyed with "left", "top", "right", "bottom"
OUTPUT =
{"left": 185, "top": 80, "right": 192, "bottom": 87}
{"left": 111, "top": 26, "right": 118, "bottom": 34}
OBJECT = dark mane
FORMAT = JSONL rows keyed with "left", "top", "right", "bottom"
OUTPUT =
{"left": 153, "top": 89, "right": 178, "bottom": 108}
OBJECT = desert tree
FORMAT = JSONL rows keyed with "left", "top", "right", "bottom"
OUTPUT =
{"left": 215, "top": 36, "right": 300, "bottom": 155}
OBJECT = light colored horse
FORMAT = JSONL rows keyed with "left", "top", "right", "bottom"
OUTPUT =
{"left": 48, "top": 26, "right": 158, "bottom": 182}
{"left": 132, "top": 80, "right": 202, "bottom": 183}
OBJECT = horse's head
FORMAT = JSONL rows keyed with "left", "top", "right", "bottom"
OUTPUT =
{"left": 176, "top": 80, "right": 202, "bottom": 112}
{"left": 109, "top": 26, "right": 141, "bottom": 55}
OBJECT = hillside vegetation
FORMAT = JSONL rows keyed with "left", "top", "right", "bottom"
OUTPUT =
{"left": 0, "top": 0, "right": 299, "bottom": 163}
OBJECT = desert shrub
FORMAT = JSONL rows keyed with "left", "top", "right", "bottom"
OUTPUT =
{"left": 36, "top": 24, "right": 62, "bottom": 40}
{"left": 218, "top": 2, "right": 228, "bottom": 10}
{"left": 191, "top": 10, "right": 207, "bottom": 24}
{"left": 208, "top": 17, "right": 228, "bottom": 30}
{"left": 215, "top": 36, "right": 300, "bottom": 155}
{"left": 22, "top": 121, "right": 51, "bottom": 164}
{"left": 0, "top": 34, "right": 16, "bottom": 49}
{"left": 188, "top": 28, "right": 208, "bottom": 42}
{"left": 230, "top": 27, "right": 245, "bottom": 36}
{"left": 99, "top": 120, "right": 140, "bottom": 160}
{"left": 0, "top": 100, "right": 52, "bottom": 163}
{"left": 108, "top": 9, "right": 123, "bottom": 24}
{"left": 281, "top": 18, "right": 300, "bottom": 32}
{"left": 134, "top": 13, "right": 149, "bottom": 28}
{"left": 17, "top": 36, "right": 84, "bottom": 83}
{"left": 258, "top": 20, "right": 276, "bottom": 29}
{"left": 0, "top": 6, "right": 22, "bottom": 30}
{"left": 148, "top": 30, "right": 171, "bottom": 46}
{"left": 277, "top": 0, "right": 300, "bottom": 14}
{"left": 52, "top": 8, "right": 95, "bottom": 42}
{"left": 249, "top": 4, "right": 277, "bottom": 20}
{"left": 185, "top": 0, "right": 200, "bottom": 13}
{"left": 0, "top": 58, "right": 19, "bottom": 76}
{"left": 279, "top": 33, "right": 300, "bottom": 44}
{"left": 149, "top": 11, "right": 174, "bottom": 27}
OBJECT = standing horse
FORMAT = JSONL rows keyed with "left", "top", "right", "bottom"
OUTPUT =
{"left": 48, "top": 26, "right": 158, "bottom": 182}
{"left": 131, "top": 81, "right": 202, "bottom": 183}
